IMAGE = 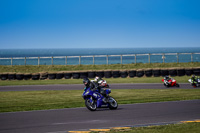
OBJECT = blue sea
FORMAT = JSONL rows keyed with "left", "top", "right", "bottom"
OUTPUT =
{"left": 0, "top": 48, "right": 200, "bottom": 65}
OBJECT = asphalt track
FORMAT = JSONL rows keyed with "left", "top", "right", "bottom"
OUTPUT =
{"left": 0, "top": 84, "right": 199, "bottom": 133}
{"left": 0, "top": 100, "right": 200, "bottom": 133}
{"left": 0, "top": 83, "right": 195, "bottom": 91}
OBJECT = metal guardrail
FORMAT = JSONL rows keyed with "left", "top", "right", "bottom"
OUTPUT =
{"left": 0, "top": 53, "right": 200, "bottom": 66}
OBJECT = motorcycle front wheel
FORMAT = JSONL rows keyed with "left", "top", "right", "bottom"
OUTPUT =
{"left": 85, "top": 99, "right": 97, "bottom": 111}
{"left": 108, "top": 97, "right": 118, "bottom": 110}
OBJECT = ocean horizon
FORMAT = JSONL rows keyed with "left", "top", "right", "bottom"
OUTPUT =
{"left": 0, "top": 47, "right": 200, "bottom": 65}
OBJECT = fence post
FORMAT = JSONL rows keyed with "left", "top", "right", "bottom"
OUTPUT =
{"left": 38, "top": 57, "right": 40, "bottom": 66}
{"left": 121, "top": 55, "right": 122, "bottom": 64}
{"left": 11, "top": 57, "right": 13, "bottom": 66}
{"left": 191, "top": 53, "right": 193, "bottom": 62}
{"left": 148, "top": 54, "right": 151, "bottom": 63}
{"left": 25, "top": 57, "right": 26, "bottom": 66}
{"left": 135, "top": 54, "right": 137, "bottom": 64}
{"left": 162, "top": 53, "right": 165, "bottom": 63}
{"left": 79, "top": 56, "right": 81, "bottom": 65}
{"left": 107, "top": 55, "right": 108, "bottom": 65}
{"left": 51, "top": 56, "right": 53, "bottom": 66}
{"left": 177, "top": 53, "right": 179, "bottom": 63}
{"left": 65, "top": 56, "right": 67, "bottom": 65}
{"left": 93, "top": 55, "right": 95, "bottom": 65}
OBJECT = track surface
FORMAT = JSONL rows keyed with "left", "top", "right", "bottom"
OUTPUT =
{"left": 0, "top": 100, "right": 200, "bottom": 133}
{"left": 0, "top": 83, "right": 195, "bottom": 91}
{"left": 0, "top": 84, "right": 199, "bottom": 133}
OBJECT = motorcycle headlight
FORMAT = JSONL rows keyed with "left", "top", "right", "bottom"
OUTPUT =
{"left": 85, "top": 90, "right": 90, "bottom": 95}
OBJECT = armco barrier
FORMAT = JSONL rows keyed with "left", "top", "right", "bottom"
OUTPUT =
{"left": 1, "top": 68, "right": 200, "bottom": 80}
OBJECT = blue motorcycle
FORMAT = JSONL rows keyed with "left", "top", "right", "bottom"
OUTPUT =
{"left": 82, "top": 87, "right": 118, "bottom": 111}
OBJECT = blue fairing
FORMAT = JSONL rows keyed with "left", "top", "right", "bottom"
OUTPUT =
{"left": 82, "top": 87, "right": 109, "bottom": 108}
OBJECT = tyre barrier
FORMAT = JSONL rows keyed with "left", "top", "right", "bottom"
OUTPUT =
{"left": 16, "top": 73, "right": 24, "bottom": 80}
{"left": 120, "top": 70, "right": 128, "bottom": 78}
{"left": 193, "top": 67, "right": 200, "bottom": 76}
{"left": 72, "top": 72, "right": 80, "bottom": 79}
{"left": 24, "top": 73, "right": 32, "bottom": 80}
{"left": 129, "top": 70, "right": 136, "bottom": 78}
{"left": 152, "top": 69, "right": 161, "bottom": 77}
{"left": 40, "top": 72, "right": 48, "bottom": 80}
{"left": 177, "top": 69, "right": 185, "bottom": 76}
{"left": 80, "top": 71, "right": 88, "bottom": 79}
{"left": 104, "top": 70, "right": 112, "bottom": 78}
{"left": 56, "top": 72, "right": 64, "bottom": 79}
{"left": 95, "top": 71, "right": 104, "bottom": 78}
{"left": 88, "top": 71, "right": 96, "bottom": 78}
{"left": 136, "top": 69, "right": 144, "bottom": 77}
{"left": 0, "top": 73, "right": 8, "bottom": 80}
{"left": 64, "top": 72, "right": 72, "bottom": 79}
{"left": 145, "top": 69, "right": 152, "bottom": 77}
{"left": 160, "top": 69, "right": 169, "bottom": 76}
{"left": 185, "top": 68, "right": 193, "bottom": 76}
{"left": 168, "top": 68, "right": 177, "bottom": 76}
{"left": 48, "top": 72, "right": 56, "bottom": 80}
{"left": 8, "top": 73, "right": 16, "bottom": 80}
{"left": 1, "top": 67, "right": 200, "bottom": 81}
{"left": 32, "top": 73, "right": 40, "bottom": 80}
{"left": 112, "top": 70, "right": 120, "bottom": 78}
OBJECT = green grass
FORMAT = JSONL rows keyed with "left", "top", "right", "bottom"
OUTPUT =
{"left": 0, "top": 62, "right": 200, "bottom": 73}
{"left": 92, "top": 122, "right": 200, "bottom": 133}
{"left": 0, "top": 89, "right": 200, "bottom": 112}
{"left": 0, "top": 76, "right": 192, "bottom": 86}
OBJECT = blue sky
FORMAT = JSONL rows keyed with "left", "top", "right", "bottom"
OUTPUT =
{"left": 0, "top": 0, "right": 200, "bottom": 49}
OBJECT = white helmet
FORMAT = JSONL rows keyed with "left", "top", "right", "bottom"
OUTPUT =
{"left": 94, "top": 76, "right": 100, "bottom": 82}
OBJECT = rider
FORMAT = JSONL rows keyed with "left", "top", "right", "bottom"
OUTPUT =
{"left": 191, "top": 75, "right": 198, "bottom": 85}
{"left": 93, "top": 76, "right": 102, "bottom": 85}
{"left": 83, "top": 77, "right": 109, "bottom": 102}
{"left": 164, "top": 75, "right": 172, "bottom": 85}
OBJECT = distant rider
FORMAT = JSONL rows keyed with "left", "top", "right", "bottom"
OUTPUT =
{"left": 83, "top": 77, "right": 109, "bottom": 102}
{"left": 164, "top": 75, "right": 172, "bottom": 85}
{"left": 191, "top": 75, "right": 198, "bottom": 86}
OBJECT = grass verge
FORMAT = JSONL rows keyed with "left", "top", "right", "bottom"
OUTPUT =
{"left": 0, "top": 89, "right": 200, "bottom": 112}
{"left": 0, "top": 76, "right": 191, "bottom": 86}
{"left": 90, "top": 122, "right": 200, "bottom": 133}
{"left": 0, "top": 62, "right": 200, "bottom": 73}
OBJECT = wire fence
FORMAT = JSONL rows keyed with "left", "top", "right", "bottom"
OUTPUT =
{"left": 0, "top": 52, "right": 200, "bottom": 66}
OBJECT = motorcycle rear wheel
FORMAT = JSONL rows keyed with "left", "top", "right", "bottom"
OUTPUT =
{"left": 108, "top": 97, "right": 118, "bottom": 110}
{"left": 85, "top": 99, "right": 97, "bottom": 111}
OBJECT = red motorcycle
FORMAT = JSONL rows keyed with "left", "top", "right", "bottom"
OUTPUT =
{"left": 162, "top": 76, "right": 179, "bottom": 88}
